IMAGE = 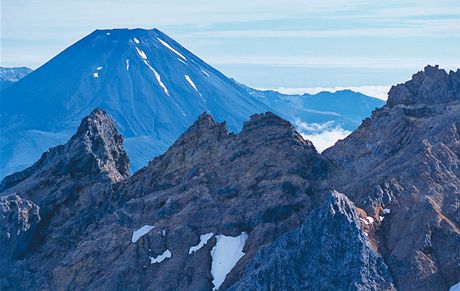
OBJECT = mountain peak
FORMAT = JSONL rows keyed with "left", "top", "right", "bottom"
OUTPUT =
{"left": 169, "top": 112, "right": 229, "bottom": 151}
{"left": 387, "top": 65, "right": 460, "bottom": 107}
{"left": 70, "top": 108, "right": 130, "bottom": 182}
{"left": 75, "top": 108, "right": 115, "bottom": 137}
{"left": 242, "top": 112, "right": 314, "bottom": 149}
{"left": 243, "top": 112, "right": 292, "bottom": 130}
{"left": 0, "top": 109, "right": 129, "bottom": 193}
{"left": 0, "top": 25, "right": 269, "bottom": 177}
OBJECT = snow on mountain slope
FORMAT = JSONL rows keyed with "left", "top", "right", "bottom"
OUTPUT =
{"left": 0, "top": 28, "right": 270, "bottom": 177}
{"left": 0, "top": 67, "right": 32, "bottom": 90}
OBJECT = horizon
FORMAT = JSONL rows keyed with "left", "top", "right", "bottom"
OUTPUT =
{"left": 2, "top": 0, "right": 460, "bottom": 95}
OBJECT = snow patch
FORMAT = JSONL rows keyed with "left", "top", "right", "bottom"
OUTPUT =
{"left": 126, "top": 59, "right": 130, "bottom": 71}
{"left": 384, "top": 208, "right": 391, "bottom": 214}
{"left": 150, "top": 249, "right": 171, "bottom": 264}
{"left": 211, "top": 232, "right": 248, "bottom": 290}
{"left": 131, "top": 225, "right": 154, "bottom": 243}
{"left": 361, "top": 216, "right": 375, "bottom": 225}
{"left": 189, "top": 233, "right": 213, "bottom": 254}
{"left": 96, "top": 66, "right": 103, "bottom": 71}
{"left": 142, "top": 59, "right": 169, "bottom": 95}
{"left": 202, "top": 70, "right": 210, "bottom": 77}
{"left": 185, "top": 75, "right": 201, "bottom": 95}
{"left": 136, "top": 47, "right": 147, "bottom": 60}
{"left": 380, "top": 216, "right": 384, "bottom": 221}
{"left": 93, "top": 72, "right": 99, "bottom": 78}
{"left": 133, "top": 38, "right": 140, "bottom": 44}
{"left": 450, "top": 282, "right": 460, "bottom": 291}
{"left": 157, "top": 38, "right": 187, "bottom": 60}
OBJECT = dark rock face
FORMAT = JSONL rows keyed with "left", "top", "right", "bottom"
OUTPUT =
{"left": 0, "top": 110, "right": 335, "bottom": 290}
{"left": 230, "top": 191, "right": 394, "bottom": 291}
{"left": 1, "top": 66, "right": 458, "bottom": 291}
{"left": 324, "top": 66, "right": 460, "bottom": 290}
{"left": 0, "top": 109, "right": 129, "bottom": 290}
{"left": 0, "top": 108, "right": 129, "bottom": 194}
{"left": 387, "top": 65, "right": 460, "bottom": 107}
{"left": 0, "top": 194, "right": 40, "bottom": 243}
{"left": 43, "top": 112, "right": 331, "bottom": 290}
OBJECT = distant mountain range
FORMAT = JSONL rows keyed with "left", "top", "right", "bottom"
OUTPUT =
{"left": 237, "top": 81, "right": 384, "bottom": 131}
{"left": 0, "top": 67, "right": 32, "bottom": 90}
{"left": 0, "top": 28, "right": 383, "bottom": 178}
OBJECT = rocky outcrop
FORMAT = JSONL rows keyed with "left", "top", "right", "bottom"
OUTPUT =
{"left": 0, "top": 194, "right": 40, "bottom": 243}
{"left": 229, "top": 191, "right": 394, "bottom": 290}
{"left": 0, "top": 108, "right": 129, "bottom": 194}
{"left": 1, "top": 66, "right": 458, "bottom": 291}
{"left": 387, "top": 65, "right": 460, "bottom": 107}
{"left": 42, "top": 111, "right": 332, "bottom": 290}
{"left": 0, "top": 109, "right": 130, "bottom": 290}
{"left": 324, "top": 65, "right": 460, "bottom": 290}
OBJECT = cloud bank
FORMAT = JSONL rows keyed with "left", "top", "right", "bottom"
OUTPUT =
{"left": 293, "top": 120, "right": 351, "bottom": 153}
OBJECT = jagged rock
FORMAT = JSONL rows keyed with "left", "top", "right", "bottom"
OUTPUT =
{"left": 0, "top": 110, "right": 336, "bottom": 290}
{"left": 324, "top": 66, "right": 460, "bottom": 290}
{"left": 1, "top": 66, "right": 459, "bottom": 291}
{"left": 0, "top": 194, "right": 40, "bottom": 242}
{"left": 229, "top": 191, "right": 395, "bottom": 291}
{"left": 387, "top": 65, "right": 460, "bottom": 107}
{"left": 0, "top": 108, "right": 129, "bottom": 194}
{"left": 0, "top": 109, "right": 130, "bottom": 290}
{"left": 48, "top": 111, "right": 332, "bottom": 290}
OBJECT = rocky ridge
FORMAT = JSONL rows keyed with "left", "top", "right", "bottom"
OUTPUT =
{"left": 0, "top": 66, "right": 459, "bottom": 290}
{"left": 230, "top": 190, "right": 395, "bottom": 290}
{"left": 324, "top": 65, "right": 460, "bottom": 290}
{"left": 0, "top": 109, "right": 129, "bottom": 289}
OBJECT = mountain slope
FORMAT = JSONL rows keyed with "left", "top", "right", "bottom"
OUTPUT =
{"left": 0, "top": 66, "right": 458, "bottom": 290}
{"left": 0, "top": 28, "right": 270, "bottom": 177}
{"left": 0, "top": 67, "right": 32, "bottom": 90}
{"left": 230, "top": 191, "right": 394, "bottom": 290}
{"left": 0, "top": 110, "right": 395, "bottom": 290}
{"left": 238, "top": 82, "right": 385, "bottom": 131}
{"left": 0, "top": 109, "right": 129, "bottom": 289}
{"left": 325, "top": 65, "right": 460, "bottom": 290}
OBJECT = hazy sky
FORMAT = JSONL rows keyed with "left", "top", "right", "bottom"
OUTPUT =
{"left": 2, "top": 0, "right": 459, "bottom": 91}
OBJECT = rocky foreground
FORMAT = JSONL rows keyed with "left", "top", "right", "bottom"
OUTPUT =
{"left": 1, "top": 65, "right": 459, "bottom": 290}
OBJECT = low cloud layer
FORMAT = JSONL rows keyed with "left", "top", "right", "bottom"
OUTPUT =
{"left": 294, "top": 119, "right": 351, "bottom": 152}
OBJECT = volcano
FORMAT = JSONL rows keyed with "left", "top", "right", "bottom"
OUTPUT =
{"left": 0, "top": 28, "right": 270, "bottom": 176}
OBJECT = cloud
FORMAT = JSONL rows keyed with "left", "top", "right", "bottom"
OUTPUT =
{"left": 181, "top": 23, "right": 460, "bottom": 39}
{"left": 264, "top": 85, "right": 391, "bottom": 100}
{"left": 207, "top": 56, "right": 460, "bottom": 70}
{"left": 293, "top": 120, "right": 351, "bottom": 153}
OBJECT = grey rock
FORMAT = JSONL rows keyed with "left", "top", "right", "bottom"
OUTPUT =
{"left": 324, "top": 65, "right": 460, "bottom": 290}
{"left": 1, "top": 66, "right": 458, "bottom": 291}
{"left": 47, "top": 112, "right": 331, "bottom": 290}
{"left": 387, "top": 65, "right": 460, "bottom": 107}
{"left": 0, "top": 108, "right": 130, "bottom": 290}
{"left": 0, "top": 193, "right": 40, "bottom": 243}
{"left": 229, "top": 191, "right": 395, "bottom": 291}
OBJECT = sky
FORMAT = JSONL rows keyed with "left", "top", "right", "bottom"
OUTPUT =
{"left": 1, "top": 0, "right": 460, "bottom": 97}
